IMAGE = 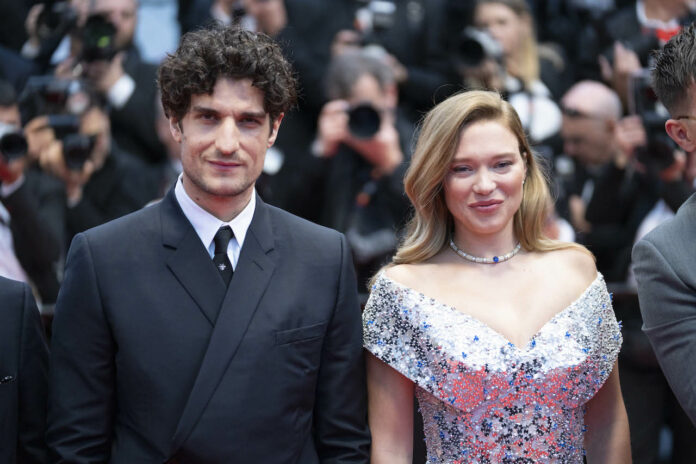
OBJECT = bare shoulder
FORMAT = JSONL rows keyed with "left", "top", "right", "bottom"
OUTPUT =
{"left": 538, "top": 246, "right": 598, "bottom": 291}
{"left": 383, "top": 262, "right": 432, "bottom": 289}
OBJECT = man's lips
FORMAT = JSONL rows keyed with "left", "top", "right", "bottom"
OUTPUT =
{"left": 208, "top": 159, "right": 242, "bottom": 168}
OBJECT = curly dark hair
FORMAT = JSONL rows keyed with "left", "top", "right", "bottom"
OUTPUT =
{"left": 158, "top": 25, "right": 297, "bottom": 123}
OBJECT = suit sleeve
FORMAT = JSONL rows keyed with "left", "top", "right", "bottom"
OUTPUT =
{"left": 632, "top": 238, "right": 696, "bottom": 425}
{"left": 47, "top": 233, "right": 116, "bottom": 463}
{"left": 313, "top": 234, "right": 370, "bottom": 463}
{"left": 17, "top": 282, "right": 50, "bottom": 464}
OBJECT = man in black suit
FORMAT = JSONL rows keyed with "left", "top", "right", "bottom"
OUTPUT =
{"left": 47, "top": 25, "right": 370, "bottom": 463}
{"left": 0, "top": 276, "right": 49, "bottom": 464}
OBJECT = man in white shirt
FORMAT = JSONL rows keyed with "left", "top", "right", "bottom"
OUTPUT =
{"left": 47, "top": 24, "right": 370, "bottom": 463}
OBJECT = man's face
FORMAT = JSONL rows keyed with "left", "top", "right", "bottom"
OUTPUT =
{"left": 0, "top": 104, "right": 20, "bottom": 127}
{"left": 170, "top": 77, "right": 282, "bottom": 212}
{"left": 561, "top": 115, "right": 614, "bottom": 166}
{"left": 244, "top": 0, "right": 286, "bottom": 36}
{"left": 93, "top": 0, "right": 137, "bottom": 50}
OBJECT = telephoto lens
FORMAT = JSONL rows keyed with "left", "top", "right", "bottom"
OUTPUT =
{"left": 348, "top": 103, "right": 381, "bottom": 139}
{"left": 0, "top": 122, "right": 28, "bottom": 162}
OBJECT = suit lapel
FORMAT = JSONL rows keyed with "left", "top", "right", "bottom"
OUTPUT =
{"left": 160, "top": 190, "right": 227, "bottom": 325}
{"left": 170, "top": 195, "right": 277, "bottom": 453}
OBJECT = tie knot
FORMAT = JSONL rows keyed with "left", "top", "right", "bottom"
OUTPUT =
{"left": 213, "top": 226, "right": 234, "bottom": 254}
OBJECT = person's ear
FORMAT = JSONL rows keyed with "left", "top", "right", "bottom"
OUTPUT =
{"left": 169, "top": 117, "right": 182, "bottom": 143}
{"left": 267, "top": 113, "right": 284, "bottom": 147}
{"left": 665, "top": 119, "right": 696, "bottom": 152}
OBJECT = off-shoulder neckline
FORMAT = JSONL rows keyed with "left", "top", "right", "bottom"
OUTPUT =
{"left": 374, "top": 272, "right": 604, "bottom": 351}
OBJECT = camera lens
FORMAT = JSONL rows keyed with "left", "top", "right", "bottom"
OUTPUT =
{"left": 62, "top": 133, "right": 94, "bottom": 170}
{"left": 81, "top": 14, "right": 118, "bottom": 62}
{"left": 457, "top": 28, "right": 502, "bottom": 68}
{"left": 0, "top": 132, "right": 28, "bottom": 161}
{"left": 348, "top": 104, "right": 381, "bottom": 139}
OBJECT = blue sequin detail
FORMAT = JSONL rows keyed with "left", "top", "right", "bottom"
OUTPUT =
{"left": 362, "top": 272, "right": 622, "bottom": 463}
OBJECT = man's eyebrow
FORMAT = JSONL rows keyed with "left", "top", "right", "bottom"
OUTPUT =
{"left": 239, "top": 111, "right": 267, "bottom": 119}
{"left": 189, "top": 106, "right": 266, "bottom": 119}
{"left": 190, "top": 105, "right": 218, "bottom": 114}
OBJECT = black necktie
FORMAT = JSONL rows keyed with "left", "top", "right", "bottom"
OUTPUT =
{"left": 213, "top": 226, "right": 234, "bottom": 286}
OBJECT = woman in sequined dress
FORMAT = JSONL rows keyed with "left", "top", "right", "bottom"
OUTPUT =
{"left": 363, "top": 90, "right": 631, "bottom": 463}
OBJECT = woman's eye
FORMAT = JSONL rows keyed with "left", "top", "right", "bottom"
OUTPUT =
{"left": 452, "top": 165, "right": 472, "bottom": 173}
{"left": 495, "top": 161, "right": 512, "bottom": 169}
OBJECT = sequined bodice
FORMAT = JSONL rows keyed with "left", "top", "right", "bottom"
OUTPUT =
{"left": 363, "top": 273, "right": 621, "bottom": 464}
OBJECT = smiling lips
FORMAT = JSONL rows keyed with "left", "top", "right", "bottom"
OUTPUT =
{"left": 469, "top": 199, "right": 503, "bottom": 212}
{"left": 208, "top": 159, "right": 241, "bottom": 169}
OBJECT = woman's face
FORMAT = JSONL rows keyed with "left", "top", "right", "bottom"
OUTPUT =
{"left": 444, "top": 119, "right": 526, "bottom": 240}
{"left": 474, "top": 2, "right": 526, "bottom": 58}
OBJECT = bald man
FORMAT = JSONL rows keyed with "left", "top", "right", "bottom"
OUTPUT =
{"left": 559, "top": 80, "right": 656, "bottom": 282}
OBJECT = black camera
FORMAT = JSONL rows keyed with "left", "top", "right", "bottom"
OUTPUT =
{"left": 628, "top": 70, "right": 676, "bottom": 172}
{"left": 0, "top": 122, "right": 28, "bottom": 162}
{"left": 62, "top": 133, "right": 95, "bottom": 170}
{"left": 44, "top": 114, "right": 94, "bottom": 171}
{"left": 457, "top": 27, "right": 503, "bottom": 68}
{"left": 18, "top": 76, "right": 76, "bottom": 125}
{"left": 35, "top": 0, "right": 78, "bottom": 41}
{"left": 348, "top": 103, "right": 381, "bottom": 139}
{"left": 81, "top": 14, "right": 118, "bottom": 63}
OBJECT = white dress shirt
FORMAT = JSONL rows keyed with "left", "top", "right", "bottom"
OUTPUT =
{"left": 174, "top": 175, "right": 255, "bottom": 271}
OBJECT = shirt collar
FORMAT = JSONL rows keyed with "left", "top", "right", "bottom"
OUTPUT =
{"left": 174, "top": 174, "right": 255, "bottom": 252}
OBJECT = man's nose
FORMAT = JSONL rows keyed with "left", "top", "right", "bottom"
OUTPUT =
{"left": 215, "top": 118, "right": 240, "bottom": 155}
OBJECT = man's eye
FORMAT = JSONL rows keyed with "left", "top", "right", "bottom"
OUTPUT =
{"left": 199, "top": 113, "right": 217, "bottom": 121}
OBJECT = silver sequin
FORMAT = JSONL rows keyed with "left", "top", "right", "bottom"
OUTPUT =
{"left": 363, "top": 272, "right": 622, "bottom": 464}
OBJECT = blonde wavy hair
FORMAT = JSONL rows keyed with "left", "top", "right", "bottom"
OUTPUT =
{"left": 392, "top": 90, "right": 587, "bottom": 265}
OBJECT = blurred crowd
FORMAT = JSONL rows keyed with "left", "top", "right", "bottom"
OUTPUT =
{"left": 1, "top": 0, "right": 695, "bottom": 462}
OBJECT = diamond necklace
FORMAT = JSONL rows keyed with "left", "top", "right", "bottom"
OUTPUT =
{"left": 448, "top": 236, "right": 522, "bottom": 264}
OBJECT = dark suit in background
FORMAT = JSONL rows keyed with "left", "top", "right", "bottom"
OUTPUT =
{"left": 0, "top": 276, "right": 49, "bottom": 464}
{"left": 633, "top": 193, "right": 696, "bottom": 425}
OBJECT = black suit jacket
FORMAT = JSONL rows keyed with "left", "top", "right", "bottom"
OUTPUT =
{"left": 47, "top": 190, "right": 370, "bottom": 463}
{"left": 0, "top": 276, "right": 49, "bottom": 464}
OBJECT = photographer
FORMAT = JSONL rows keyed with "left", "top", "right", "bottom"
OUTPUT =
{"left": 25, "top": 0, "right": 166, "bottom": 165}
{"left": 559, "top": 80, "right": 658, "bottom": 282}
{"left": 456, "top": 0, "right": 568, "bottom": 155}
{"left": 314, "top": 50, "right": 410, "bottom": 293}
{"left": 0, "top": 79, "right": 63, "bottom": 308}
{"left": 331, "top": 0, "right": 456, "bottom": 125}
{"left": 577, "top": 0, "right": 696, "bottom": 105}
{"left": 34, "top": 91, "right": 157, "bottom": 247}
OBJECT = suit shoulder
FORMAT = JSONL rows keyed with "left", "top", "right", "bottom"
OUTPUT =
{"left": 639, "top": 197, "right": 696, "bottom": 250}
{"left": 0, "top": 277, "right": 30, "bottom": 326}
{"left": 81, "top": 202, "right": 160, "bottom": 241}
{"left": 0, "top": 275, "right": 27, "bottom": 302}
{"left": 266, "top": 203, "right": 343, "bottom": 242}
